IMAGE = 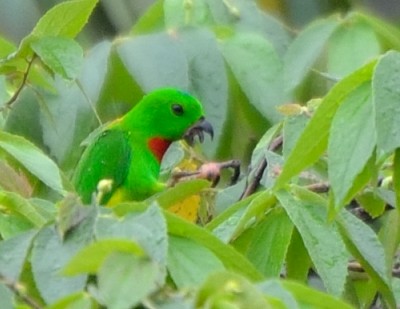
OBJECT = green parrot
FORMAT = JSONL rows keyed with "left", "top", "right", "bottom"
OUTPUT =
{"left": 73, "top": 88, "right": 213, "bottom": 206}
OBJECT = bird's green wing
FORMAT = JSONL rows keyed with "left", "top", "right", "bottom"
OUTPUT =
{"left": 73, "top": 129, "right": 132, "bottom": 204}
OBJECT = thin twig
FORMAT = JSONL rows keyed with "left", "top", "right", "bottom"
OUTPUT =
{"left": 306, "top": 182, "right": 330, "bottom": 193}
{"left": 348, "top": 261, "right": 400, "bottom": 279}
{"left": 240, "top": 135, "right": 283, "bottom": 199}
{"left": 0, "top": 274, "right": 42, "bottom": 309}
{"left": 1, "top": 56, "right": 36, "bottom": 112}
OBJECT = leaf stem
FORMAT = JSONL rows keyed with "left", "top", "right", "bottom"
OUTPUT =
{"left": 241, "top": 135, "right": 283, "bottom": 199}
{"left": 0, "top": 274, "right": 42, "bottom": 309}
{"left": 1, "top": 56, "right": 36, "bottom": 112}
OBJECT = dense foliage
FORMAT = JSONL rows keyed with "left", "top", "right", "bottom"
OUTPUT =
{"left": 1, "top": 0, "right": 400, "bottom": 308}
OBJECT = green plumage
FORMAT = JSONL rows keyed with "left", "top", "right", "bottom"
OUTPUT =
{"left": 73, "top": 88, "right": 212, "bottom": 205}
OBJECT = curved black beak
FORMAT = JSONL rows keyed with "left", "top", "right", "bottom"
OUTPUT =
{"left": 183, "top": 117, "right": 214, "bottom": 145}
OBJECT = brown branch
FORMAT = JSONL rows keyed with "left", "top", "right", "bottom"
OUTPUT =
{"left": 0, "top": 274, "right": 42, "bottom": 309}
{"left": 306, "top": 182, "right": 330, "bottom": 193}
{"left": 1, "top": 56, "right": 36, "bottom": 112}
{"left": 348, "top": 261, "right": 400, "bottom": 279}
{"left": 240, "top": 135, "right": 283, "bottom": 199}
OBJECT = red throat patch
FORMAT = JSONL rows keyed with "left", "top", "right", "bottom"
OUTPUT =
{"left": 148, "top": 137, "right": 172, "bottom": 162}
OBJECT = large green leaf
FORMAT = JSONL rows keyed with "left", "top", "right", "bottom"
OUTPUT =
{"left": 280, "top": 280, "right": 354, "bottom": 309}
{"left": 31, "top": 226, "right": 88, "bottom": 304}
{"left": 46, "top": 292, "right": 94, "bottom": 309}
{"left": 164, "top": 0, "right": 209, "bottom": 28}
{"left": 284, "top": 17, "right": 339, "bottom": 93}
{"left": 328, "top": 82, "right": 376, "bottom": 209}
{"left": 0, "top": 191, "right": 47, "bottom": 228}
{"left": 0, "top": 131, "right": 64, "bottom": 193}
{"left": 233, "top": 1, "right": 291, "bottom": 55}
{"left": 96, "top": 204, "right": 168, "bottom": 283}
{"left": 179, "top": 28, "right": 228, "bottom": 157}
{"left": 358, "top": 12, "right": 400, "bottom": 50}
{"left": 0, "top": 230, "right": 36, "bottom": 281}
{"left": 327, "top": 19, "right": 380, "bottom": 78}
{"left": 338, "top": 210, "right": 395, "bottom": 308}
{"left": 0, "top": 36, "right": 16, "bottom": 58}
{"left": 98, "top": 252, "right": 159, "bottom": 309}
{"left": 373, "top": 50, "right": 400, "bottom": 154}
{"left": 168, "top": 235, "right": 225, "bottom": 288}
{"left": 165, "top": 210, "right": 263, "bottom": 281}
{"left": 131, "top": 0, "right": 165, "bottom": 35}
{"left": 285, "top": 228, "right": 311, "bottom": 282}
{"left": 31, "top": 36, "right": 83, "bottom": 80}
{"left": 117, "top": 32, "right": 188, "bottom": 92}
{"left": 221, "top": 32, "right": 285, "bottom": 123}
{"left": 274, "top": 59, "right": 377, "bottom": 189}
{"left": 276, "top": 189, "right": 348, "bottom": 297}
{"left": 244, "top": 208, "right": 293, "bottom": 277}
{"left": 63, "top": 238, "right": 145, "bottom": 275}
{"left": 31, "top": 0, "right": 99, "bottom": 38}
{"left": 78, "top": 40, "right": 112, "bottom": 104}
{"left": 39, "top": 78, "right": 95, "bottom": 170}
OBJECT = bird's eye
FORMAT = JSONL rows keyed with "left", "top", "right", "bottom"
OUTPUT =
{"left": 172, "top": 104, "right": 184, "bottom": 116}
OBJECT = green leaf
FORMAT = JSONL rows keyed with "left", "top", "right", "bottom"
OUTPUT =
{"left": 164, "top": 211, "right": 263, "bottom": 281}
{"left": 284, "top": 17, "right": 339, "bottom": 92}
{"left": 63, "top": 238, "right": 145, "bottom": 276}
{"left": 155, "top": 179, "right": 210, "bottom": 209}
{"left": 244, "top": 208, "right": 293, "bottom": 277}
{"left": 0, "top": 284, "right": 13, "bottom": 309}
{"left": 31, "top": 226, "right": 88, "bottom": 304}
{"left": 3, "top": 88, "right": 44, "bottom": 148}
{"left": 31, "top": 0, "right": 99, "bottom": 38}
{"left": 394, "top": 148, "right": 400, "bottom": 212}
{"left": 358, "top": 12, "right": 400, "bottom": 50}
{"left": 164, "top": 0, "right": 209, "bottom": 28}
{"left": 131, "top": 0, "right": 165, "bottom": 35}
{"left": 96, "top": 204, "right": 168, "bottom": 281}
{"left": 282, "top": 114, "right": 309, "bottom": 159}
{"left": 211, "top": 191, "right": 275, "bottom": 243}
{"left": 196, "top": 271, "right": 272, "bottom": 309}
{"left": 356, "top": 189, "right": 386, "bottom": 218}
{"left": 257, "top": 280, "right": 299, "bottom": 309}
{"left": 274, "top": 59, "right": 377, "bottom": 189}
{"left": 328, "top": 82, "right": 376, "bottom": 209}
{"left": 327, "top": 20, "right": 380, "bottom": 78}
{"left": 0, "top": 230, "right": 36, "bottom": 281}
{"left": 179, "top": 28, "right": 228, "bottom": 157}
{"left": 338, "top": 210, "right": 395, "bottom": 308}
{"left": 233, "top": 1, "right": 291, "bottom": 55}
{"left": 39, "top": 77, "right": 95, "bottom": 170}
{"left": 31, "top": 36, "right": 83, "bottom": 80}
{"left": 46, "top": 292, "right": 94, "bottom": 309}
{"left": 285, "top": 228, "right": 311, "bottom": 282}
{"left": 0, "top": 36, "right": 16, "bottom": 58}
{"left": 0, "top": 213, "right": 33, "bottom": 239}
{"left": 373, "top": 50, "right": 400, "bottom": 154}
{"left": 276, "top": 189, "right": 348, "bottom": 296}
{"left": 0, "top": 131, "right": 65, "bottom": 194}
{"left": 168, "top": 235, "right": 225, "bottom": 288}
{"left": 221, "top": 32, "right": 285, "bottom": 122}
{"left": 78, "top": 40, "right": 112, "bottom": 103}
{"left": 0, "top": 191, "right": 47, "bottom": 227}
{"left": 98, "top": 252, "right": 159, "bottom": 309}
{"left": 281, "top": 280, "right": 354, "bottom": 309}
{"left": 117, "top": 32, "right": 188, "bottom": 92}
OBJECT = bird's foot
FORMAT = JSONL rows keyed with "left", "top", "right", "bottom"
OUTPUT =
{"left": 169, "top": 159, "right": 241, "bottom": 187}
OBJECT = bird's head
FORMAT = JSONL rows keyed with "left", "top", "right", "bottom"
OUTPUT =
{"left": 128, "top": 88, "right": 213, "bottom": 144}
{"left": 121, "top": 88, "right": 213, "bottom": 162}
